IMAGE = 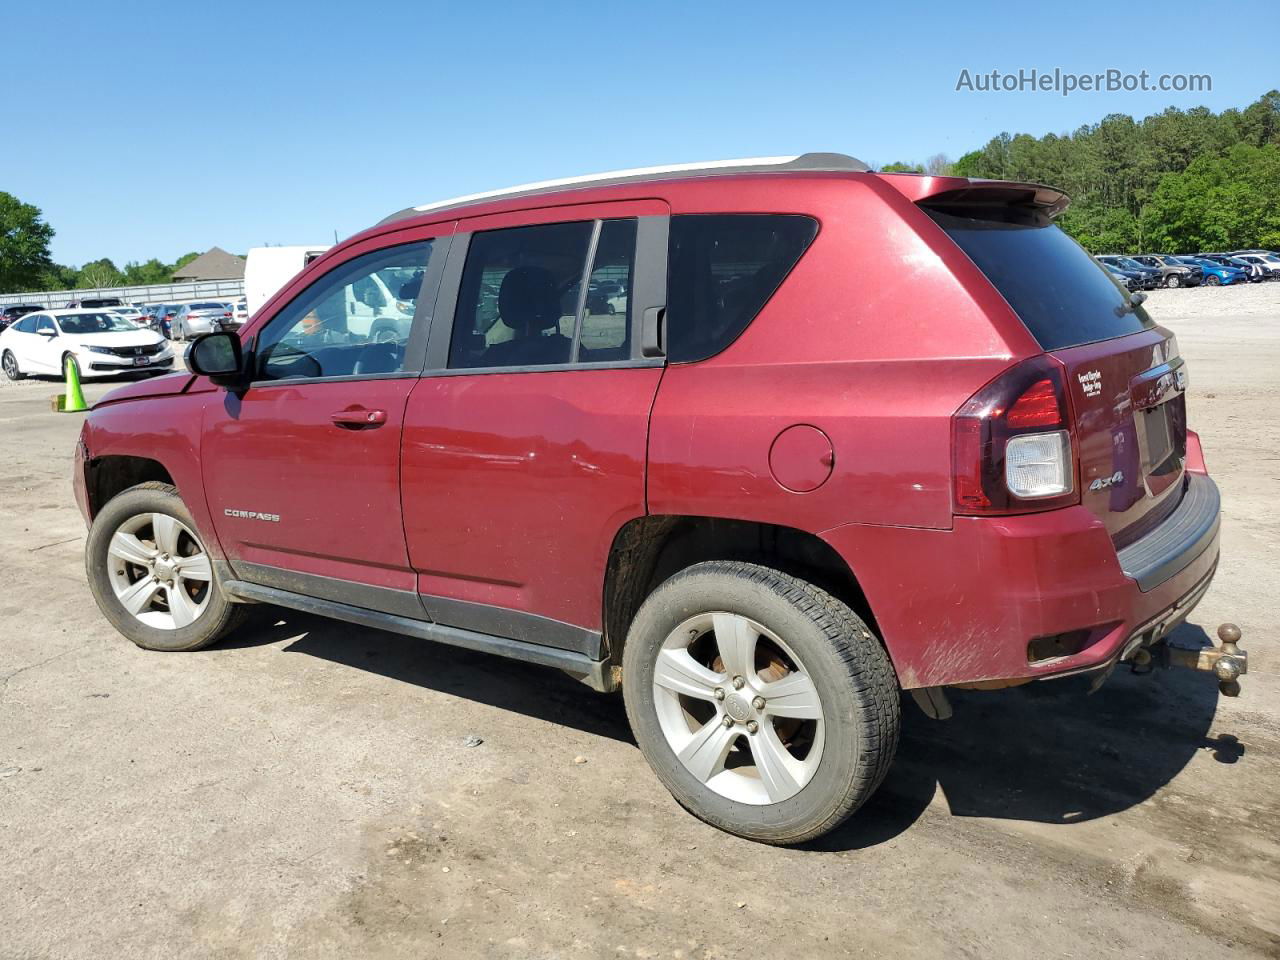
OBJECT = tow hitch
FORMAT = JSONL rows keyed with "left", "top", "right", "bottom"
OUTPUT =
{"left": 1133, "top": 623, "right": 1249, "bottom": 697}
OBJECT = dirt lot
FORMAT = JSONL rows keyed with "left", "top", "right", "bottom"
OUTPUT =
{"left": 2, "top": 286, "right": 1279, "bottom": 959}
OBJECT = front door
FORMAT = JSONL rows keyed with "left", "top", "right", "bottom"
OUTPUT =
{"left": 32, "top": 314, "right": 62, "bottom": 373}
{"left": 401, "top": 201, "right": 669, "bottom": 652}
{"left": 201, "top": 231, "right": 450, "bottom": 617}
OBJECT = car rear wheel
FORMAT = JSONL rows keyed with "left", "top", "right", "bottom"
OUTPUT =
{"left": 86, "top": 482, "right": 244, "bottom": 651}
{"left": 1206, "top": 274, "right": 1221, "bottom": 286}
{"left": 2, "top": 350, "right": 24, "bottom": 381}
{"left": 622, "top": 561, "right": 899, "bottom": 845}
{"left": 1165, "top": 274, "right": 1182, "bottom": 288}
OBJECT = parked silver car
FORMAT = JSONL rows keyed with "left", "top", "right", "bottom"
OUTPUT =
{"left": 1131, "top": 254, "right": 1203, "bottom": 288}
{"left": 172, "top": 302, "right": 234, "bottom": 340}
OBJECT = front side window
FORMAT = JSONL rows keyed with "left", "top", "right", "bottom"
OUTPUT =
{"left": 665, "top": 214, "right": 819, "bottom": 364}
{"left": 254, "top": 240, "right": 437, "bottom": 382}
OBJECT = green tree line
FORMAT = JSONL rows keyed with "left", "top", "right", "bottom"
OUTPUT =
{"left": 943, "top": 90, "right": 1280, "bottom": 252}
{"left": 5, "top": 91, "right": 1280, "bottom": 292}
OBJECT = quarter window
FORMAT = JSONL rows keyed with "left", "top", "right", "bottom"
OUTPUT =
{"left": 253, "top": 241, "right": 439, "bottom": 382}
{"left": 665, "top": 214, "right": 819, "bottom": 363}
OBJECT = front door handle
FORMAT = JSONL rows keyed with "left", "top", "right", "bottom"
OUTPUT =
{"left": 330, "top": 407, "right": 387, "bottom": 429}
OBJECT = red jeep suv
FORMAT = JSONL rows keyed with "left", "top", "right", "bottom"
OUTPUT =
{"left": 74, "top": 153, "right": 1230, "bottom": 844}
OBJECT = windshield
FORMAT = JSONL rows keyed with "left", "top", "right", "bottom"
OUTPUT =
{"left": 58, "top": 313, "right": 139, "bottom": 335}
{"left": 1118, "top": 257, "right": 1146, "bottom": 270}
{"left": 927, "top": 208, "right": 1153, "bottom": 351}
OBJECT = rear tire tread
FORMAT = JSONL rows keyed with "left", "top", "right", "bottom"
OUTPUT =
{"left": 624, "top": 560, "right": 899, "bottom": 845}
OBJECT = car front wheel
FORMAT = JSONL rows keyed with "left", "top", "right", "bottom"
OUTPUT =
{"left": 85, "top": 482, "right": 244, "bottom": 651}
{"left": 623, "top": 561, "right": 899, "bottom": 845}
{"left": 1165, "top": 274, "right": 1182, "bottom": 288}
{"left": 2, "top": 349, "right": 24, "bottom": 381}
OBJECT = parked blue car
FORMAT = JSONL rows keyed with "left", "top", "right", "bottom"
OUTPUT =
{"left": 1176, "top": 256, "right": 1248, "bottom": 286}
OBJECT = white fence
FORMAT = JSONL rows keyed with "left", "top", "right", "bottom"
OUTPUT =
{"left": 0, "top": 279, "right": 245, "bottom": 309}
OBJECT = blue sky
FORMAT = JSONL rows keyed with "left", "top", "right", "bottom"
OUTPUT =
{"left": 2, "top": 0, "right": 1274, "bottom": 267}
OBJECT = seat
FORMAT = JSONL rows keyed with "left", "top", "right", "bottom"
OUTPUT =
{"left": 353, "top": 341, "right": 402, "bottom": 375}
{"left": 482, "top": 266, "right": 571, "bottom": 367}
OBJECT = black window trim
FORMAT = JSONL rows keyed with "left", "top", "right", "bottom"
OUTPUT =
{"left": 244, "top": 232, "right": 453, "bottom": 390}
{"left": 423, "top": 212, "right": 670, "bottom": 377}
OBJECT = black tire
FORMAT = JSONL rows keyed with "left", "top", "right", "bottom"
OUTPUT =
{"left": 1205, "top": 274, "right": 1221, "bottom": 286}
{"left": 622, "top": 561, "right": 899, "bottom": 845}
{"left": 2, "top": 349, "right": 24, "bottom": 381}
{"left": 1165, "top": 274, "right": 1182, "bottom": 288}
{"left": 85, "top": 481, "right": 245, "bottom": 652}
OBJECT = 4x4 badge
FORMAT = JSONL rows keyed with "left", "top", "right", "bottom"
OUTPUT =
{"left": 1089, "top": 471, "right": 1124, "bottom": 491}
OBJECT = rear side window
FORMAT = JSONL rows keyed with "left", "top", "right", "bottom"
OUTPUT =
{"left": 927, "top": 209, "right": 1153, "bottom": 351}
{"left": 449, "top": 218, "right": 639, "bottom": 369}
{"left": 666, "top": 214, "right": 818, "bottom": 363}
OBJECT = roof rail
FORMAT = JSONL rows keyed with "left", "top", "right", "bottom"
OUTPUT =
{"left": 376, "top": 152, "right": 869, "bottom": 226}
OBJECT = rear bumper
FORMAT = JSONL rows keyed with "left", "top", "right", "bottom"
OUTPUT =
{"left": 821, "top": 467, "right": 1221, "bottom": 690}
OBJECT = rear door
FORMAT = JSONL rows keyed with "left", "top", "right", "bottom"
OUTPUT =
{"left": 400, "top": 200, "right": 669, "bottom": 652}
{"left": 926, "top": 204, "right": 1187, "bottom": 544}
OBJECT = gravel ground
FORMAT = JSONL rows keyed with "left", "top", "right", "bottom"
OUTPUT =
{"left": 1, "top": 283, "right": 1278, "bottom": 959}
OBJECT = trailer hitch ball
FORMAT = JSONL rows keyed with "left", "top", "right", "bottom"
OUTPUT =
{"left": 1163, "top": 622, "right": 1248, "bottom": 697}
{"left": 1214, "top": 623, "right": 1243, "bottom": 697}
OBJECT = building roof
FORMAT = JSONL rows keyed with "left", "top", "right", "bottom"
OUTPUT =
{"left": 171, "top": 247, "right": 245, "bottom": 281}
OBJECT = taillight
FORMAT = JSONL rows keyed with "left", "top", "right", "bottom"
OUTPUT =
{"left": 951, "top": 355, "right": 1078, "bottom": 515}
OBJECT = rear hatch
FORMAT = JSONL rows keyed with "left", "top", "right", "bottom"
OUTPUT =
{"left": 919, "top": 188, "right": 1187, "bottom": 545}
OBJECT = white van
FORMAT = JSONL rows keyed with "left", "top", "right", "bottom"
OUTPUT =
{"left": 244, "top": 245, "right": 416, "bottom": 339}
{"left": 244, "top": 246, "right": 331, "bottom": 315}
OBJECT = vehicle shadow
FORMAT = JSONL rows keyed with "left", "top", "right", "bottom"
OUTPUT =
{"left": 222, "top": 611, "right": 1237, "bottom": 850}
{"left": 811, "top": 620, "right": 1237, "bottom": 851}
{"left": 223, "top": 608, "right": 634, "bottom": 744}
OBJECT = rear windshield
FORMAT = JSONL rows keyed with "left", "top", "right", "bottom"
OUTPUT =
{"left": 926, "top": 208, "right": 1153, "bottom": 351}
{"left": 189, "top": 302, "right": 228, "bottom": 310}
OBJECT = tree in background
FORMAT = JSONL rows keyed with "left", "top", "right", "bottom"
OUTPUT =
{"left": 950, "top": 90, "right": 1280, "bottom": 252}
{"left": 0, "top": 192, "right": 55, "bottom": 292}
{"left": 1142, "top": 143, "right": 1280, "bottom": 252}
{"left": 77, "top": 258, "right": 125, "bottom": 288}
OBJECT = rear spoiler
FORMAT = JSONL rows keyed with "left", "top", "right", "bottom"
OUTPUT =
{"left": 873, "top": 173, "right": 1070, "bottom": 220}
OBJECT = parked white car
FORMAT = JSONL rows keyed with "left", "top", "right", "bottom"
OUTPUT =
{"left": 0, "top": 309, "right": 175, "bottom": 380}
{"left": 109, "top": 307, "right": 151, "bottom": 327}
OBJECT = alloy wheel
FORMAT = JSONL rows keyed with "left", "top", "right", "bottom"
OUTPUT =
{"left": 652, "top": 611, "right": 825, "bottom": 805}
{"left": 2, "top": 352, "right": 17, "bottom": 380}
{"left": 106, "top": 512, "right": 212, "bottom": 629}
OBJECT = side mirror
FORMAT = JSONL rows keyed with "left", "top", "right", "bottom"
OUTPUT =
{"left": 38, "top": 329, "right": 57, "bottom": 338}
{"left": 1129, "top": 292, "right": 1148, "bottom": 308}
{"left": 186, "top": 332, "right": 245, "bottom": 385}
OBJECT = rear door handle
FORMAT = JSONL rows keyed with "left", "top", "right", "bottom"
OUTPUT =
{"left": 330, "top": 407, "right": 387, "bottom": 429}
